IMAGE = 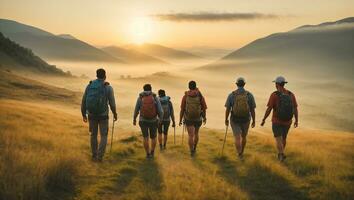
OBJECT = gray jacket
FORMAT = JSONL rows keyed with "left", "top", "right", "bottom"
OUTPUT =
{"left": 133, "top": 91, "right": 163, "bottom": 122}
{"left": 81, "top": 79, "right": 117, "bottom": 119}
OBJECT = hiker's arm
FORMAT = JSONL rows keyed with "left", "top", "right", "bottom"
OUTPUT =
{"left": 108, "top": 86, "right": 117, "bottom": 120}
{"left": 225, "top": 107, "right": 231, "bottom": 126}
{"left": 81, "top": 86, "right": 88, "bottom": 122}
{"left": 261, "top": 107, "right": 272, "bottom": 126}
{"left": 250, "top": 108, "right": 256, "bottom": 128}
{"left": 179, "top": 95, "right": 186, "bottom": 125}
{"left": 170, "top": 102, "right": 175, "bottom": 125}
{"left": 294, "top": 106, "right": 298, "bottom": 128}
{"left": 201, "top": 96, "right": 207, "bottom": 124}
{"left": 133, "top": 97, "right": 141, "bottom": 125}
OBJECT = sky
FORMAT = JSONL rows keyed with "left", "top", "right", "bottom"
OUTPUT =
{"left": 0, "top": 0, "right": 353, "bottom": 49}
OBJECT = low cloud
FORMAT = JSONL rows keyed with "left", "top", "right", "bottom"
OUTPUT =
{"left": 151, "top": 12, "right": 278, "bottom": 22}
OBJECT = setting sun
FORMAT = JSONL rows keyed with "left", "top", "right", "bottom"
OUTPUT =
{"left": 129, "top": 16, "right": 153, "bottom": 44}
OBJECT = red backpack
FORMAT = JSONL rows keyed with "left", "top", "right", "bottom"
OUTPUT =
{"left": 140, "top": 94, "right": 157, "bottom": 119}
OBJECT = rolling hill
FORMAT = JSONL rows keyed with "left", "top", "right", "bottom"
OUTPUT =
{"left": 101, "top": 46, "right": 167, "bottom": 64}
{"left": 125, "top": 43, "right": 204, "bottom": 62}
{"left": 0, "top": 32, "right": 68, "bottom": 76}
{"left": 203, "top": 17, "right": 354, "bottom": 72}
{"left": 0, "top": 19, "right": 123, "bottom": 63}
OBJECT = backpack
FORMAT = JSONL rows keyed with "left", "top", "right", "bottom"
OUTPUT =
{"left": 160, "top": 99, "right": 171, "bottom": 120}
{"left": 185, "top": 93, "right": 202, "bottom": 121}
{"left": 140, "top": 94, "right": 157, "bottom": 119}
{"left": 275, "top": 91, "right": 294, "bottom": 121}
{"left": 85, "top": 80, "right": 107, "bottom": 115}
{"left": 231, "top": 91, "right": 250, "bottom": 123}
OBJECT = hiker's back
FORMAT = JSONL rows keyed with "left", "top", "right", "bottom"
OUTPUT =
{"left": 140, "top": 93, "right": 158, "bottom": 119}
{"left": 86, "top": 79, "right": 108, "bottom": 116}
{"left": 185, "top": 91, "right": 202, "bottom": 121}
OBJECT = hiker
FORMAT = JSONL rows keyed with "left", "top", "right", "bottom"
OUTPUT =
{"left": 179, "top": 81, "right": 207, "bottom": 157}
{"left": 81, "top": 68, "right": 118, "bottom": 162}
{"left": 133, "top": 84, "right": 163, "bottom": 159}
{"left": 157, "top": 89, "right": 176, "bottom": 150}
{"left": 225, "top": 77, "right": 256, "bottom": 159}
{"left": 261, "top": 76, "right": 298, "bottom": 161}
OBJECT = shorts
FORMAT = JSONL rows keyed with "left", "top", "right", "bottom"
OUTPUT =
{"left": 272, "top": 124, "right": 291, "bottom": 138}
{"left": 158, "top": 121, "right": 170, "bottom": 135}
{"left": 139, "top": 121, "right": 158, "bottom": 139}
{"left": 185, "top": 120, "right": 202, "bottom": 128}
{"left": 230, "top": 120, "right": 250, "bottom": 137}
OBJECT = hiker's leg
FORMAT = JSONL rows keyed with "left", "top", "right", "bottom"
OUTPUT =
{"left": 150, "top": 122, "right": 158, "bottom": 154}
{"left": 187, "top": 125, "right": 195, "bottom": 151}
{"left": 272, "top": 124, "right": 284, "bottom": 154}
{"left": 163, "top": 121, "right": 170, "bottom": 146}
{"left": 282, "top": 125, "right": 291, "bottom": 150}
{"left": 89, "top": 118, "right": 99, "bottom": 159}
{"left": 230, "top": 121, "right": 242, "bottom": 154}
{"left": 158, "top": 122, "right": 163, "bottom": 145}
{"left": 194, "top": 121, "right": 202, "bottom": 149}
{"left": 139, "top": 121, "right": 150, "bottom": 154}
{"left": 275, "top": 136, "right": 284, "bottom": 154}
{"left": 241, "top": 121, "right": 250, "bottom": 154}
{"left": 98, "top": 119, "right": 109, "bottom": 160}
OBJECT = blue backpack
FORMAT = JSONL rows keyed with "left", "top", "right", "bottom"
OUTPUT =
{"left": 85, "top": 80, "right": 107, "bottom": 115}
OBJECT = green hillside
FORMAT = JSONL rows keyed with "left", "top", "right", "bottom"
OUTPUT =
{"left": 0, "top": 32, "right": 68, "bottom": 75}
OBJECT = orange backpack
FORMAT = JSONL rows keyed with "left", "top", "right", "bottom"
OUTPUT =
{"left": 140, "top": 94, "right": 157, "bottom": 119}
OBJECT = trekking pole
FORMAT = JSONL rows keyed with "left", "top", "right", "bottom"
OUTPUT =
{"left": 110, "top": 117, "right": 115, "bottom": 154}
{"left": 181, "top": 123, "right": 185, "bottom": 145}
{"left": 174, "top": 126, "right": 176, "bottom": 145}
{"left": 221, "top": 125, "right": 229, "bottom": 156}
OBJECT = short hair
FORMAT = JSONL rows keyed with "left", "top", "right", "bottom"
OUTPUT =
{"left": 143, "top": 84, "right": 152, "bottom": 91}
{"left": 96, "top": 68, "right": 106, "bottom": 79}
{"left": 236, "top": 80, "right": 245, "bottom": 87}
{"left": 189, "top": 81, "right": 197, "bottom": 90}
{"left": 276, "top": 82, "right": 286, "bottom": 87}
{"left": 158, "top": 89, "right": 165, "bottom": 97}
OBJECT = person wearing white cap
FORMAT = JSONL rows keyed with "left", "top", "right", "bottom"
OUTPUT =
{"left": 261, "top": 76, "right": 298, "bottom": 162}
{"left": 225, "top": 77, "right": 256, "bottom": 159}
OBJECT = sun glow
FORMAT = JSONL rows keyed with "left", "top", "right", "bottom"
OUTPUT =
{"left": 129, "top": 16, "right": 153, "bottom": 44}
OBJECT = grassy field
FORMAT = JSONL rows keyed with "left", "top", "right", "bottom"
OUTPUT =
{"left": 0, "top": 98, "right": 353, "bottom": 200}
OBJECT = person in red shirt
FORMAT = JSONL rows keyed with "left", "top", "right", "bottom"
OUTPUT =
{"left": 261, "top": 76, "right": 298, "bottom": 161}
{"left": 179, "top": 81, "right": 207, "bottom": 156}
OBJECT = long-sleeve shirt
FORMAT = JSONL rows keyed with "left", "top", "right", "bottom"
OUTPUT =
{"left": 81, "top": 79, "right": 117, "bottom": 119}
{"left": 133, "top": 91, "right": 163, "bottom": 122}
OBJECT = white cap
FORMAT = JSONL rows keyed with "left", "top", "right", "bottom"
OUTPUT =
{"left": 236, "top": 77, "right": 246, "bottom": 84}
{"left": 273, "top": 76, "right": 288, "bottom": 84}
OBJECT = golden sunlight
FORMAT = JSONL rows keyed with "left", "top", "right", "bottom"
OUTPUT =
{"left": 129, "top": 16, "right": 153, "bottom": 44}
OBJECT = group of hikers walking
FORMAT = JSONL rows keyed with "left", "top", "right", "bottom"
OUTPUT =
{"left": 81, "top": 68, "right": 298, "bottom": 162}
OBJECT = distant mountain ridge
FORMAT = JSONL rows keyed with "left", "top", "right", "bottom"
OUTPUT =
{"left": 0, "top": 19, "right": 123, "bottom": 63}
{"left": 101, "top": 46, "right": 167, "bottom": 64}
{"left": 0, "top": 32, "right": 68, "bottom": 76}
{"left": 205, "top": 17, "right": 354, "bottom": 70}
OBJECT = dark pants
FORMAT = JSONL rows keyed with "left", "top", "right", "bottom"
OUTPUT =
{"left": 158, "top": 121, "right": 171, "bottom": 135}
{"left": 272, "top": 124, "right": 291, "bottom": 139}
{"left": 89, "top": 118, "right": 108, "bottom": 159}
{"left": 139, "top": 121, "right": 158, "bottom": 139}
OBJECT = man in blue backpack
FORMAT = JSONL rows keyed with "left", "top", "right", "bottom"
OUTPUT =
{"left": 157, "top": 89, "right": 176, "bottom": 150}
{"left": 81, "top": 68, "right": 117, "bottom": 162}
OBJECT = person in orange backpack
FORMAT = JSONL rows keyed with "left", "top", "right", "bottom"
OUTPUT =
{"left": 179, "top": 81, "right": 207, "bottom": 157}
{"left": 133, "top": 84, "right": 163, "bottom": 159}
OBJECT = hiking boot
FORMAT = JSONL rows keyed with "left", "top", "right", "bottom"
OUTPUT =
{"left": 146, "top": 153, "right": 151, "bottom": 159}
{"left": 163, "top": 144, "right": 166, "bottom": 149}
{"left": 190, "top": 150, "right": 196, "bottom": 157}
{"left": 92, "top": 155, "right": 98, "bottom": 162}
{"left": 150, "top": 151, "right": 155, "bottom": 159}
{"left": 159, "top": 144, "right": 163, "bottom": 150}
{"left": 193, "top": 145, "right": 197, "bottom": 151}
{"left": 238, "top": 153, "right": 244, "bottom": 160}
{"left": 278, "top": 153, "right": 285, "bottom": 162}
{"left": 97, "top": 157, "right": 103, "bottom": 162}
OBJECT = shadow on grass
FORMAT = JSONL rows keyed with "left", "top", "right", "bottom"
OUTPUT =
{"left": 113, "top": 167, "right": 138, "bottom": 194}
{"left": 214, "top": 157, "right": 309, "bottom": 200}
{"left": 120, "top": 135, "right": 138, "bottom": 144}
{"left": 284, "top": 152, "right": 323, "bottom": 177}
{"left": 138, "top": 159, "right": 164, "bottom": 193}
